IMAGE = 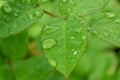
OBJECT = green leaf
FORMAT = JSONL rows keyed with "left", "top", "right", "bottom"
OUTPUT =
{"left": 0, "top": 0, "right": 43, "bottom": 38}
{"left": 58, "top": 0, "right": 108, "bottom": 17}
{"left": 89, "top": 11, "right": 120, "bottom": 46}
{"left": 0, "top": 31, "right": 28, "bottom": 61}
{"left": 70, "top": 36, "right": 117, "bottom": 80}
{"left": 41, "top": 16, "right": 87, "bottom": 77}
{"left": 0, "top": 62, "right": 16, "bottom": 80}
{"left": 13, "top": 56, "right": 65, "bottom": 80}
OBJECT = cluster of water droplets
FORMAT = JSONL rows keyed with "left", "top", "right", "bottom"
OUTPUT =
{"left": 42, "top": 39, "right": 57, "bottom": 49}
{"left": 89, "top": 12, "right": 120, "bottom": 43}
{"left": 59, "top": 0, "right": 76, "bottom": 16}
{"left": 41, "top": 24, "right": 61, "bottom": 49}
{"left": 1, "top": 0, "right": 43, "bottom": 21}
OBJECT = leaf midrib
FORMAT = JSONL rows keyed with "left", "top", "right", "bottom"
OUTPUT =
{"left": 63, "top": 20, "right": 68, "bottom": 76}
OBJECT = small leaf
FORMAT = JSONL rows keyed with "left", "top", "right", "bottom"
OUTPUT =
{"left": 0, "top": 0, "right": 43, "bottom": 38}
{"left": 58, "top": 0, "right": 109, "bottom": 17}
{"left": 41, "top": 16, "right": 87, "bottom": 77}
{"left": 89, "top": 11, "right": 120, "bottom": 46}
{"left": 0, "top": 31, "right": 29, "bottom": 61}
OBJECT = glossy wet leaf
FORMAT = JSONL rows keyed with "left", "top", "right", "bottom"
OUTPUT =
{"left": 0, "top": 0, "right": 43, "bottom": 38}
{"left": 70, "top": 36, "right": 118, "bottom": 80}
{"left": 0, "top": 31, "right": 28, "bottom": 61}
{"left": 13, "top": 56, "right": 65, "bottom": 80}
{"left": 89, "top": 11, "right": 120, "bottom": 47}
{"left": 58, "top": 0, "right": 109, "bottom": 16}
{"left": 41, "top": 16, "right": 87, "bottom": 77}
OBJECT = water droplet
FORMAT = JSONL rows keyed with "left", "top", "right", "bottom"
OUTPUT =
{"left": 105, "top": 12, "right": 116, "bottom": 18}
{"left": 70, "top": 0, "right": 75, "bottom": 5}
{"left": 42, "top": 39, "right": 57, "bottom": 49}
{"left": 15, "top": 9, "right": 19, "bottom": 13}
{"left": 78, "top": 13, "right": 81, "bottom": 16}
{"left": 3, "top": 4, "right": 12, "bottom": 13}
{"left": 68, "top": 8, "right": 71, "bottom": 12}
{"left": 27, "top": 14, "right": 33, "bottom": 20}
{"left": 76, "top": 28, "right": 81, "bottom": 33}
{"left": 103, "top": 32, "right": 109, "bottom": 37}
{"left": 73, "top": 51, "right": 77, "bottom": 55}
{"left": 57, "top": 23, "right": 60, "bottom": 25}
{"left": 6, "top": 18, "right": 10, "bottom": 21}
{"left": 87, "top": 28, "right": 91, "bottom": 31}
{"left": 10, "top": 0, "right": 14, "bottom": 3}
{"left": 49, "top": 59, "right": 56, "bottom": 67}
{"left": 0, "top": 0, "right": 5, "bottom": 8}
{"left": 72, "top": 49, "right": 75, "bottom": 52}
{"left": 43, "top": 25, "right": 60, "bottom": 34}
{"left": 70, "top": 36, "right": 75, "bottom": 40}
{"left": 93, "top": 30, "right": 98, "bottom": 35}
{"left": 62, "top": 0, "right": 67, "bottom": 2}
{"left": 81, "top": 36, "right": 86, "bottom": 40}
{"left": 14, "top": 12, "right": 18, "bottom": 16}
{"left": 34, "top": 11, "right": 42, "bottom": 17}
{"left": 14, "top": 25, "right": 17, "bottom": 28}
{"left": 114, "top": 19, "right": 120, "bottom": 23}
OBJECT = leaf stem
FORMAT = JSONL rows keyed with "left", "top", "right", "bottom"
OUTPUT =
{"left": 7, "top": 61, "right": 17, "bottom": 79}
{"left": 43, "top": 9, "right": 58, "bottom": 18}
{"left": 66, "top": 77, "right": 69, "bottom": 80}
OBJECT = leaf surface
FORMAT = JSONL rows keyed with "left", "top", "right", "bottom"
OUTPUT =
{"left": 41, "top": 16, "right": 87, "bottom": 77}
{"left": 89, "top": 11, "right": 120, "bottom": 46}
{"left": 58, "top": 0, "right": 108, "bottom": 16}
{"left": 0, "top": 0, "right": 43, "bottom": 38}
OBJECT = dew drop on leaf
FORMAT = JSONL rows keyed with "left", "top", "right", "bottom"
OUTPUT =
{"left": 81, "top": 36, "right": 86, "bottom": 40}
{"left": 105, "top": 12, "right": 116, "bottom": 18}
{"left": 114, "top": 19, "right": 120, "bottom": 23}
{"left": 93, "top": 30, "right": 98, "bottom": 35}
{"left": 34, "top": 11, "right": 42, "bottom": 17}
{"left": 14, "top": 25, "right": 17, "bottom": 28}
{"left": 76, "top": 28, "right": 81, "bottom": 33}
{"left": 73, "top": 51, "right": 77, "bottom": 55}
{"left": 103, "top": 32, "right": 109, "bottom": 37}
{"left": 6, "top": 18, "right": 10, "bottom": 21}
{"left": 62, "top": 0, "right": 67, "bottom": 3}
{"left": 68, "top": 8, "right": 71, "bottom": 12}
{"left": 3, "top": 3, "right": 12, "bottom": 13}
{"left": 70, "top": 0, "right": 75, "bottom": 5}
{"left": 15, "top": 9, "right": 19, "bottom": 13}
{"left": 27, "top": 14, "right": 33, "bottom": 20}
{"left": 49, "top": 59, "right": 56, "bottom": 67}
{"left": 14, "top": 12, "right": 18, "bottom": 16}
{"left": 43, "top": 25, "right": 60, "bottom": 34}
{"left": 42, "top": 39, "right": 57, "bottom": 49}
{"left": 70, "top": 36, "right": 75, "bottom": 40}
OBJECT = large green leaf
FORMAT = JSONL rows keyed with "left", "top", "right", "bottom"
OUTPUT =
{"left": 13, "top": 56, "right": 65, "bottom": 80}
{"left": 0, "top": 61, "right": 16, "bottom": 80}
{"left": 41, "top": 15, "right": 87, "bottom": 77}
{"left": 89, "top": 11, "right": 120, "bottom": 47}
{"left": 0, "top": 31, "right": 28, "bottom": 61}
{"left": 0, "top": 0, "right": 43, "bottom": 38}
{"left": 58, "top": 0, "right": 109, "bottom": 17}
